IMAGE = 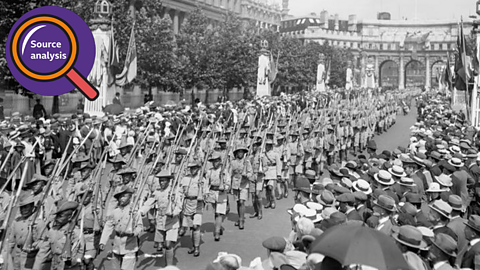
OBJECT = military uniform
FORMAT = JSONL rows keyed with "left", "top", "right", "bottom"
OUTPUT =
{"left": 8, "top": 196, "right": 47, "bottom": 270}
{"left": 204, "top": 155, "right": 231, "bottom": 240}
{"left": 140, "top": 170, "right": 183, "bottom": 265}
{"left": 229, "top": 146, "right": 253, "bottom": 229}
{"left": 100, "top": 187, "right": 143, "bottom": 270}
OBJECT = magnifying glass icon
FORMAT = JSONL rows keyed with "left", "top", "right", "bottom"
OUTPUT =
{"left": 10, "top": 14, "right": 99, "bottom": 101}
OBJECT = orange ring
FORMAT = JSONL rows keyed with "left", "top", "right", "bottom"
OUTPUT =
{"left": 11, "top": 16, "right": 77, "bottom": 81}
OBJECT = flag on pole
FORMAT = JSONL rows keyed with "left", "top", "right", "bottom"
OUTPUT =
{"left": 442, "top": 52, "right": 453, "bottom": 91}
{"left": 116, "top": 24, "right": 137, "bottom": 86}
{"left": 108, "top": 20, "right": 121, "bottom": 86}
{"left": 454, "top": 19, "right": 471, "bottom": 90}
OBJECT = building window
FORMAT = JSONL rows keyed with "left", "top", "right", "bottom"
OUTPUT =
{"left": 369, "top": 43, "right": 372, "bottom": 49}
{"left": 380, "top": 44, "right": 384, "bottom": 50}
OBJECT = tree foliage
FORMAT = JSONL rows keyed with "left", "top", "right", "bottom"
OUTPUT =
{"left": 1, "top": 2, "right": 355, "bottom": 100}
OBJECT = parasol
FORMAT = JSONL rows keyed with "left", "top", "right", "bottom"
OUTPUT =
{"left": 310, "top": 223, "right": 409, "bottom": 270}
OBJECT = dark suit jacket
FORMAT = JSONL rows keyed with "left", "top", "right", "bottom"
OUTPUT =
{"left": 461, "top": 241, "right": 480, "bottom": 269}
{"left": 346, "top": 209, "right": 363, "bottom": 221}
{"left": 448, "top": 216, "right": 468, "bottom": 266}
{"left": 415, "top": 210, "right": 432, "bottom": 227}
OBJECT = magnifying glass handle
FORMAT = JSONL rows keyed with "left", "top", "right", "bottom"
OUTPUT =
{"left": 66, "top": 68, "right": 99, "bottom": 101}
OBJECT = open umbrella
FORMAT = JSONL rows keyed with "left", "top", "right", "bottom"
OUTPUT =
{"left": 311, "top": 223, "right": 409, "bottom": 270}
{"left": 103, "top": 103, "right": 124, "bottom": 115}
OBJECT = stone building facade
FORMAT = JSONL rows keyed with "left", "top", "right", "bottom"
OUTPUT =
{"left": 160, "top": 0, "right": 286, "bottom": 34}
{"left": 280, "top": 11, "right": 473, "bottom": 90}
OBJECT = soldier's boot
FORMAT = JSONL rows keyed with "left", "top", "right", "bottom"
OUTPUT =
{"left": 250, "top": 196, "right": 259, "bottom": 218}
{"left": 178, "top": 215, "right": 186, "bottom": 236}
{"left": 269, "top": 186, "right": 276, "bottom": 209}
{"left": 187, "top": 229, "right": 201, "bottom": 257}
{"left": 234, "top": 202, "right": 241, "bottom": 226}
{"left": 85, "top": 259, "right": 95, "bottom": 270}
{"left": 283, "top": 182, "right": 289, "bottom": 198}
{"left": 264, "top": 189, "right": 272, "bottom": 209}
{"left": 238, "top": 201, "right": 245, "bottom": 230}
{"left": 256, "top": 198, "right": 263, "bottom": 220}
{"left": 165, "top": 248, "right": 175, "bottom": 265}
{"left": 214, "top": 214, "right": 222, "bottom": 241}
{"left": 276, "top": 182, "right": 283, "bottom": 200}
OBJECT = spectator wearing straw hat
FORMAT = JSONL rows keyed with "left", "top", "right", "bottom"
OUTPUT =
{"left": 428, "top": 200, "right": 457, "bottom": 242}
{"left": 446, "top": 195, "right": 467, "bottom": 266}
{"left": 392, "top": 225, "right": 429, "bottom": 270}
{"left": 428, "top": 233, "right": 457, "bottom": 270}
{"left": 449, "top": 157, "right": 473, "bottom": 207}
{"left": 461, "top": 215, "right": 480, "bottom": 268}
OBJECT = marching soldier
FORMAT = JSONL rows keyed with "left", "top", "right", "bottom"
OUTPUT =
{"left": 229, "top": 144, "right": 253, "bottom": 230}
{"left": 204, "top": 153, "right": 231, "bottom": 241}
{"left": 180, "top": 161, "right": 207, "bottom": 256}
{"left": 74, "top": 184, "right": 102, "bottom": 270}
{"left": 274, "top": 135, "right": 288, "bottom": 199}
{"left": 263, "top": 140, "right": 282, "bottom": 209}
{"left": 140, "top": 170, "right": 183, "bottom": 266}
{"left": 105, "top": 167, "right": 136, "bottom": 217}
{"left": 8, "top": 193, "right": 47, "bottom": 270}
{"left": 35, "top": 200, "right": 84, "bottom": 270}
{"left": 26, "top": 174, "right": 55, "bottom": 220}
{"left": 250, "top": 140, "right": 265, "bottom": 219}
{"left": 99, "top": 186, "right": 143, "bottom": 270}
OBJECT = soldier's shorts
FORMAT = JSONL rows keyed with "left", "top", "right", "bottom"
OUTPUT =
{"left": 249, "top": 181, "right": 263, "bottom": 193}
{"left": 233, "top": 188, "right": 249, "bottom": 201}
{"left": 156, "top": 228, "right": 179, "bottom": 243}
{"left": 184, "top": 213, "right": 202, "bottom": 227}
{"left": 83, "top": 231, "right": 100, "bottom": 260}
{"left": 264, "top": 179, "right": 276, "bottom": 187}
{"left": 213, "top": 201, "right": 227, "bottom": 215}
{"left": 112, "top": 252, "right": 137, "bottom": 270}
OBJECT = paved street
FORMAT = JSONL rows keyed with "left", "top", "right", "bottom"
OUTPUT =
{"left": 94, "top": 106, "right": 418, "bottom": 270}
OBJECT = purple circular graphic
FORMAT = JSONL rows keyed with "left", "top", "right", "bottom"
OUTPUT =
{"left": 20, "top": 23, "right": 71, "bottom": 74}
{"left": 6, "top": 6, "right": 95, "bottom": 96}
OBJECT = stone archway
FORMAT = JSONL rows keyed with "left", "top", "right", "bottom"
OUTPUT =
{"left": 405, "top": 60, "right": 425, "bottom": 89}
{"left": 430, "top": 60, "right": 444, "bottom": 89}
{"left": 379, "top": 60, "right": 399, "bottom": 89}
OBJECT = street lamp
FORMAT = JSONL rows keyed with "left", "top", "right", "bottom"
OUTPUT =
{"left": 94, "top": 0, "right": 112, "bottom": 17}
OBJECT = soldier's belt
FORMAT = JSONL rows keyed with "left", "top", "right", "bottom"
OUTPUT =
{"left": 115, "top": 231, "right": 134, "bottom": 237}
{"left": 185, "top": 196, "right": 198, "bottom": 200}
{"left": 83, "top": 228, "right": 100, "bottom": 235}
{"left": 210, "top": 186, "right": 222, "bottom": 191}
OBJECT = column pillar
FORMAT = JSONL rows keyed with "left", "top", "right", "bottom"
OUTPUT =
{"left": 399, "top": 53, "right": 405, "bottom": 90}
{"left": 163, "top": 7, "right": 170, "bottom": 19}
{"left": 425, "top": 54, "right": 431, "bottom": 90}
{"left": 173, "top": 10, "right": 180, "bottom": 34}
{"left": 374, "top": 55, "right": 379, "bottom": 85}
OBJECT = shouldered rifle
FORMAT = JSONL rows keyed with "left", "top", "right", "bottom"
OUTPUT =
{"left": 166, "top": 118, "right": 203, "bottom": 216}
{"left": 126, "top": 122, "right": 152, "bottom": 167}
{"left": 0, "top": 159, "right": 30, "bottom": 254}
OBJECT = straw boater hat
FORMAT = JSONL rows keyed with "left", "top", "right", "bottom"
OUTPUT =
{"left": 426, "top": 182, "right": 448, "bottom": 193}
{"left": 435, "top": 174, "right": 453, "bottom": 187}
{"left": 392, "top": 225, "right": 427, "bottom": 250}
{"left": 448, "top": 195, "right": 465, "bottom": 212}
{"left": 432, "top": 233, "right": 457, "bottom": 257}
{"left": 388, "top": 165, "right": 406, "bottom": 178}
{"left": 374, "top": 170, "right": 395, "bottom": 186}
{"left": 305, "top": 202, "right": 323, "bottom": 223}
{"left": 429, "top": 200, "right": 452, "bottom": 219}
{"left": 373, "top": 195, "right": 396, "bottom": 212}
{"left": 398, "top": 177, "right": 416, "bottom": 187}
{"left": 448, "top": 157, "right": 464, "bottom": 168}
{"left": 352, "top": 179, "right": 372, "bottom": 195}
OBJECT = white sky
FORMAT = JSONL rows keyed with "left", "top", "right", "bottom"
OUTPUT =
{"left": 273, "top": 0, "right": 476, "bottom": 21}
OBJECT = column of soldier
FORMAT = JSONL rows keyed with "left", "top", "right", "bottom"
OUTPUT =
{"left": 0, "top": 88, "right": 416, "bottom": 270}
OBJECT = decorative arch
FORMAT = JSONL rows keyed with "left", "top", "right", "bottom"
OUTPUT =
{"left": 430, "top": 60, "right": 445, "bottom": 89}
{"left": 405, "top": 60, "right": 425, "bottom": 89}
{"left": 379, "top": 60, "right": 399, "bottom": 89}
